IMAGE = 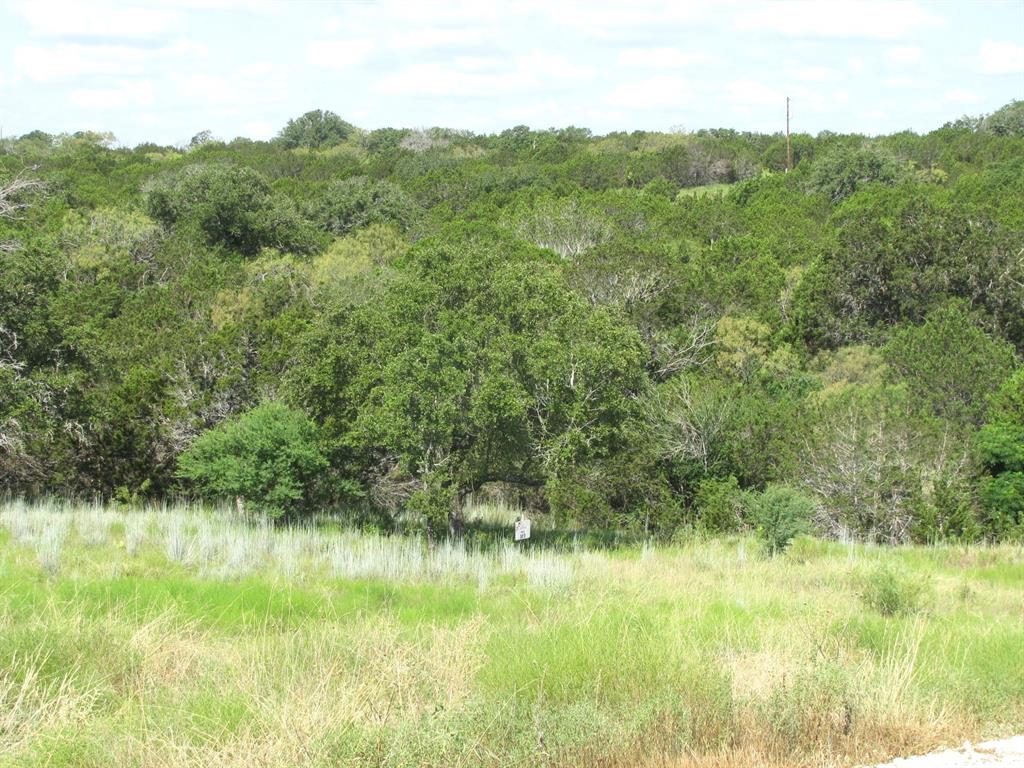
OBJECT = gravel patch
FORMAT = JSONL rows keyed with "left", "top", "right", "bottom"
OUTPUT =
{"left": 864, "top": 736, "right": 1024, "bottom": 767}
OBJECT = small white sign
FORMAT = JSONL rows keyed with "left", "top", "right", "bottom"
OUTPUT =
{"left": 514, "top": 518, "right": 531, "bottom": 542}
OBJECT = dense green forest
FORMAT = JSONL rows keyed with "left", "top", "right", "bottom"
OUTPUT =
{"left": 2, "top": 101, "right": 1023, "bottom": 543}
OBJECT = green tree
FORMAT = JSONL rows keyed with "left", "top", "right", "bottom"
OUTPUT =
{"left": 144, "top": 164, "right": 324, "bottom": 256}
{"left": 981, "top": 100, "right": 1024, "bottom": 137}
{"left": 974, "top": 369, "right": 1024, "bottom": 539}
{"left": 278, "top": 109, "right": 355, "bottom": 149}
{"left": 311, "top": 176, "right": 417, "bottom": 235}
{"left": 178, "top": 402, "right": 327, "bottom": 520}
{"left": 291, "top": 224, "right": 645, "bottom": 535}
{"left": 750, "top": 484, "right": 815, "bottom": 554}
{"left": 884, "top": 303, "right": 1017, "bottom": 427}
{"left": 804, "top": 143, "right": 904, "bottom": 203}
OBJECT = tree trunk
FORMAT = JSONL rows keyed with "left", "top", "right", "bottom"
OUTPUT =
{"left": 448, "top": 488, "right": 468, "bottom": 538}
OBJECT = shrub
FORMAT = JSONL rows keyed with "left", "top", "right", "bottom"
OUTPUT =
{"left": 311, "top": 176, "right": 417, "bottom": 236}
{"left": 749, "top": 484, "right": 815, "bottom": 555}
{"left": 804, "top": 143, "right": 904, "bottom": 203}
{"left": 694, "top": 475, "right": 745, "bottom": 533}
{"left": 860, "top": 566, "right": 929, "bottom": 617}
{"left": 144, "top": 164, "right": 324, "bottom": 256}
{"left": 177, "top": 402, "right": 327, "bottom": 520}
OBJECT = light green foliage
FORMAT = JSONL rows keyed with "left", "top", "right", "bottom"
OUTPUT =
{"left": 749, "top": 483, "right": 816, "bottom": 554}
{"left": 804, "top": 142, "right": 905, "bottom": 203}
{"left": 1, "top": 498, "right": 1022, "bottom": 766}
{"left": 307, "top": 224, "right": 408, "bottom": 306}
{"left": 860, "top": 565, "right": 930, "bottom": 616}
{"left": 177, "top": 402, "right": 327, "bottom": 520}
{"left": 315, "top": 224, "right": 644, "bottom": 533}
{"left": 694, "top": 475, "right": 746, "bottom": 533}
{"left": 61, "top": 207, "right": 162, "bottom": 279}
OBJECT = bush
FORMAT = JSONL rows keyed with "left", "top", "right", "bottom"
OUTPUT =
{"left": 177, "top": 402, "right": 327, "bottom": 520}
{"left": 749, "top": 484, "right": 815, "bottom": 554}
{"left": 804, "top": 143, "right": 904, "bottom": 204}
{"left": 860, "top": 565, "right": 929, "bottom": 617}
{"left": 144, "top": 164, "right": 324, "bottom": 256}
{"left": 694, "top": 475, "right": 745, "bottom": 533}
{"left": 311, "top": 176, "right": 417, "bottom": 236}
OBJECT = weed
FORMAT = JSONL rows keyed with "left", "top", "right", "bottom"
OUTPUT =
{"left": 861, "top": 566, "right": 931, "bottom": 617}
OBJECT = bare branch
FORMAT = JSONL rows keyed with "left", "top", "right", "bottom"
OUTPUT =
{"left": 0, "top": 174, "right": 46, "bottom": 220}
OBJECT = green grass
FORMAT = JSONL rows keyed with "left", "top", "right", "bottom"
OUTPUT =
{"left": 0, "top": 500, "right": 1021, "bottom": 767}
{"left": 675, "top": 183, "right": 733, "bottom": 199}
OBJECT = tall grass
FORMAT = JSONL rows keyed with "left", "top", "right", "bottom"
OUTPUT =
{"left": 0, "top": 498, "right": 578, "bottom": 589}
{"left": 0, "top": 497, "right": 1020, "bottom": 767}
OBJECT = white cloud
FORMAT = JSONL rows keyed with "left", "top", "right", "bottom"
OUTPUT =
{"left": 545, "top": 2, "right": 711, "bottom": 39}
{"left": 847, "top": 56, "right": 866, "bottom": 74}
{"left": 241, "top": 120, "right": 276, "bottom": 140}
{"left": 305, "top": 39, "right": 375, "bottom": 71}
{"left": 786, "top": 66, "right": 835, "bottom": 82}
{"left": 725, "top": 79, "right": 782, "bottom": 107}
{"left": 604, "top": 75, "right": 693, "bottom": 110}
{"left": 944, "top": 89, "right": 981, "bottom": 104}
{"left": 883, "top": 76, "right": 918, "bottom": 88}
{"left": 786, "top": 86, "right": 850, "bottom": 114}
{"left": 617, "top": 48, "right": 709, "bottom": 69}
{"left": 373, "top": 51, "right": 591, "bottom": 97}
{"left": 389, "top": 27, "right": 488, "bottom": 49}
{"left": 978, "top": 39, "right": 1024, "bottom": 74}
{"left": 15, "top": 40, "right": 205, "bottom": 83}
{"left": 887, "top": 46, "right": 922, "bottom": 63}
{"left": 736, "top": 1, "right": 944, "bottom": 40}
{"left": 69, "top": 79, "right": 155, "bottom": 109}
{"left": 16, "top": 0, "right": 178, "bottom": 38}
{"left": 175, "top": 74, "right": 234, "bottom": 103}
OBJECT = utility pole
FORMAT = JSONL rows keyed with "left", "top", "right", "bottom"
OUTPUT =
{"left": 785, "top": 97, "right": 793, "bottom": 173}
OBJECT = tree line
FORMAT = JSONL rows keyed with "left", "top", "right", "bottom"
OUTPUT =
{"left": 1, "top": 102, "right": 1022, "bottom": 542}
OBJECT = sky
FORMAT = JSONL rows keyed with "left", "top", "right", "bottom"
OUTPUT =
{"left": 0, "top": 0, "right": 1022, "bottom": 147}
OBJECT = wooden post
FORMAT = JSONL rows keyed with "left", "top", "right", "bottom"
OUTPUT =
{"left": 786, "top": 97, "right": 793, "bottom": 173}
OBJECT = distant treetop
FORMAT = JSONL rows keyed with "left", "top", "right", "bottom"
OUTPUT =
{"left": 277, "top": 109, "right": 356, "bottom": 149}
{"left": 982, "top": 100, "right": 1024, "bottom": 137}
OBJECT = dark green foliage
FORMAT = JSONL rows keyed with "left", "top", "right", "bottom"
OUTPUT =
{"left": 791, "top": 185, "right": 1024, "bottom": 350}
{"left": 883, "top": 303, "right": 1016, "bottom": 427}
{"left": 144, "top": 164, "right": 324, "bottom": 256}
{"left": 177, "top": 402, "right": 327, "bottom": 520}
{"left": 972, "top": 369, "right": 1024, "bottom": 539}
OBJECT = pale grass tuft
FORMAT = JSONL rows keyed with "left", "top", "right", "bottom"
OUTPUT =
{"left": 0, "top": 653, "right": 101, "bottom": 756}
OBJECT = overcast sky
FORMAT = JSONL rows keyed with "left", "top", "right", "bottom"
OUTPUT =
{"left": 1, "top": 0, "right": 1022, "bottom": 146}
